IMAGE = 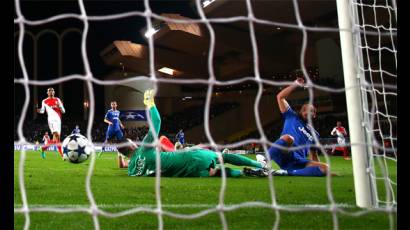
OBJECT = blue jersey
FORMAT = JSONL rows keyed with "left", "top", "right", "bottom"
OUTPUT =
{"left": 71, "top": 128, "right": 80, "bottom": 134}
{"left": 105, "top": 109, "right": 121, "bottom": 130}
{"left": 280, "top": 107, "right": 319, "bottom": 160}
{"left": 176, "top": 131, "right": 185, "bottom": 144}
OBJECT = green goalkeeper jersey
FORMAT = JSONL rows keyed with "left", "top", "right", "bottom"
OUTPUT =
{"left": 127, "top": 106, "right": 218, "bottom": 177}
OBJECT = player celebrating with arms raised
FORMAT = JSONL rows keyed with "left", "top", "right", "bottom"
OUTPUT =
{"left": 37, "top": 87, "right": 65, "bottom": 158}
{"left": 258, "top": 78, "right": 330, "bottom": 176}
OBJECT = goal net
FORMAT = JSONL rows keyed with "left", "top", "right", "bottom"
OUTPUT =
{"left": 352, "top": 0, "right": 397, "bottom": 212}
{"left": 14, "top": 0, "right": 397, "bottom": 229}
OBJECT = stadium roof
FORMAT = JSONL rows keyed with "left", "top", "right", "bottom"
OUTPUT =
{"left": 100, "top": 0, "right": 341, "bottom": 80}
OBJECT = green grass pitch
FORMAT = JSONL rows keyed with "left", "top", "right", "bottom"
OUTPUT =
{"left": 14, "top": 151, "right": 396, "bottom": 229}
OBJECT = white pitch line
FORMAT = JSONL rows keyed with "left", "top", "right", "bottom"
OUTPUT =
{"left": 14, "top": 203, "right": 355, "bottom": 209}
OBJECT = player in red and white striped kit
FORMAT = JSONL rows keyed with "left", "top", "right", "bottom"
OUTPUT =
{"left": 42, "top": 132, "right": 51, "bottom": 144}
{"left": 37, "top": 88, "right": 65, "bottom": 158}
{"left": 330, "top": 121, "right": 350, "bottom": 160}
{"left": 40, "top": 132, "right": 51, "bottom": 159}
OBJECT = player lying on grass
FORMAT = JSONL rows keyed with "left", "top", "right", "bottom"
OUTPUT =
{"left": 118, "top": 135, "right": 177, "bottom": 168}
{"left": 257, "top": 77, "right": 330, "bottom": 177}
{"left": 116, "top": 89, "right": 268, "bottom": 177}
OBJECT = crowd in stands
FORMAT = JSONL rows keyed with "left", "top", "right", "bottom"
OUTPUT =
{"left": 15, "top": 111, "right": 396, "bottom": 157}
{"left": 14, "top": 102, "right": 239, "bottom": 143}
{"left": 161, "top": 102, "right": 239, "bottom": 134}
{"left": 14, "top": 118, "right": 149, "bottom": 143}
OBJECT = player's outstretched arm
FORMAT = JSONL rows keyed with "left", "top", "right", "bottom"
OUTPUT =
{"left": 141, "top": 89, "right": 161, "bottom": 146}
{"left": 276, "top": 77, "right": 304, "bottom": 113}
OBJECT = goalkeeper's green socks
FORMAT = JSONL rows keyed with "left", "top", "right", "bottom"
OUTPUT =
{"left": 41, "top": 151, "right": 46, "bottom": 159}
{"left": 214, "top": 167, "right": 242, "bottom": 178}
{"left": 221, "top": 153, "right": 262, "bottom": 168}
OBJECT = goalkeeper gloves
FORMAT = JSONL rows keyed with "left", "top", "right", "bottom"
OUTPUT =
{"left": 143, "top": 89, "right": 156, "bottom": 108}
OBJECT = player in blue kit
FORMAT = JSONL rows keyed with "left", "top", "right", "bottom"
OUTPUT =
{"left": 175, "top": 129, "right": 185, "bottom": 147}
{"left": 71, "top": 125, "right": 80, "bottom": 135}
{"left": 104, "top": 101, "right": 125, "bottom": 143}
{"left": 100, "top": 101, "right": 125, "bottom": 159}
{"left": 257, "top": 78, "right": 329, "bottom": 177}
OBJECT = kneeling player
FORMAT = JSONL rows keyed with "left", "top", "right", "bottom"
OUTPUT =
{"left": 259, "top": 78, "right": 329, "bottom": 177}
{"left": 117, "top": 89, "right": 268, "bottom": 177}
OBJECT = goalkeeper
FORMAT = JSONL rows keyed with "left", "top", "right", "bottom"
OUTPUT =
{"left": 117, "top": 89, "right": 267, "bottom": 177}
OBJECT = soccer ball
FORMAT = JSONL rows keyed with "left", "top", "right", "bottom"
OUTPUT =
{"left": 62, "top": 134, "right": 93, "bottom": 163}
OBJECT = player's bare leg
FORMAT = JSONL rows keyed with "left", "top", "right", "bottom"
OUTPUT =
{"left": 118, "top": 152, "right": 128, "bottom": 168}
{"left": 99, "top": 139, "right": 110, "bottom": 158}
{"left": 331, "top": 146, "right": 335, "bottom": 155}
{"left": 40, "top": 140, "right": 51, "bottom": 159}
{"left": 53, "top": 132, "right": 63, "bottom": 157}
{"left": 40, "top": 146, "right": 47, "bottom": 159}
{"left": 343, "top": 148, "right": 351, "bottom": 160}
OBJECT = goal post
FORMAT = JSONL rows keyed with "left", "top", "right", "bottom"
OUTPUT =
{"left": 336, "top": 0, "right": 378, "bottom": 208}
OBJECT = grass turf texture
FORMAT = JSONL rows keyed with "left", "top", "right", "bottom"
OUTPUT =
{"left": 14, "top": 151, "right": 396, "bottom": 229}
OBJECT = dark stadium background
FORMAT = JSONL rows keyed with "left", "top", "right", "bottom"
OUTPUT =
{"left": 14, "top": 0, "right": 196, "bottom": 120}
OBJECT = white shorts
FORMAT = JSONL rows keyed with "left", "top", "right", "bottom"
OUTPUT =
{"left": 48, "top": 117, "right": 61, "bottom": 135}
{"left": 337, "top": 137, "right": 346, "bottom": 145}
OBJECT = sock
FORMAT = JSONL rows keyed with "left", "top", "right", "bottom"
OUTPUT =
{"left": 41, "top": 145, "right": 48, "bottom": 152}
{"left": 215, "top": 167, "right": 242, "bottom": 177}
{"left": 56, "top": 141, "right": 63, "bottom": 157}
{"left": 267, "top": 139, "right": 289, "bottom": 162}
{"left": 288, "top": 166, "right": 325, "bottom": 177}
{"left": 222, "top": 153, "right": 262, "bottom": 168}
{"left": 343, "top": 149, "right": 349, "bottom": 158}
{"left": 41, "top": 140, "right": 54, "bottom": 152}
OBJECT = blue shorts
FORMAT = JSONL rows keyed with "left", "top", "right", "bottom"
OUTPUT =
{"left": 105, "top": 128, "right": 124, "bottom": 141}
{"left": 269, "top": 147, "right": 310, "bottom": 171}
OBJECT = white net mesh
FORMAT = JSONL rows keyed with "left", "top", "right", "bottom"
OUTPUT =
{"left": 352, "top": 0, "right": 397, "bottom": 221}
{"left": 14, "top": 0, "right": 397, "bottom": 229}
